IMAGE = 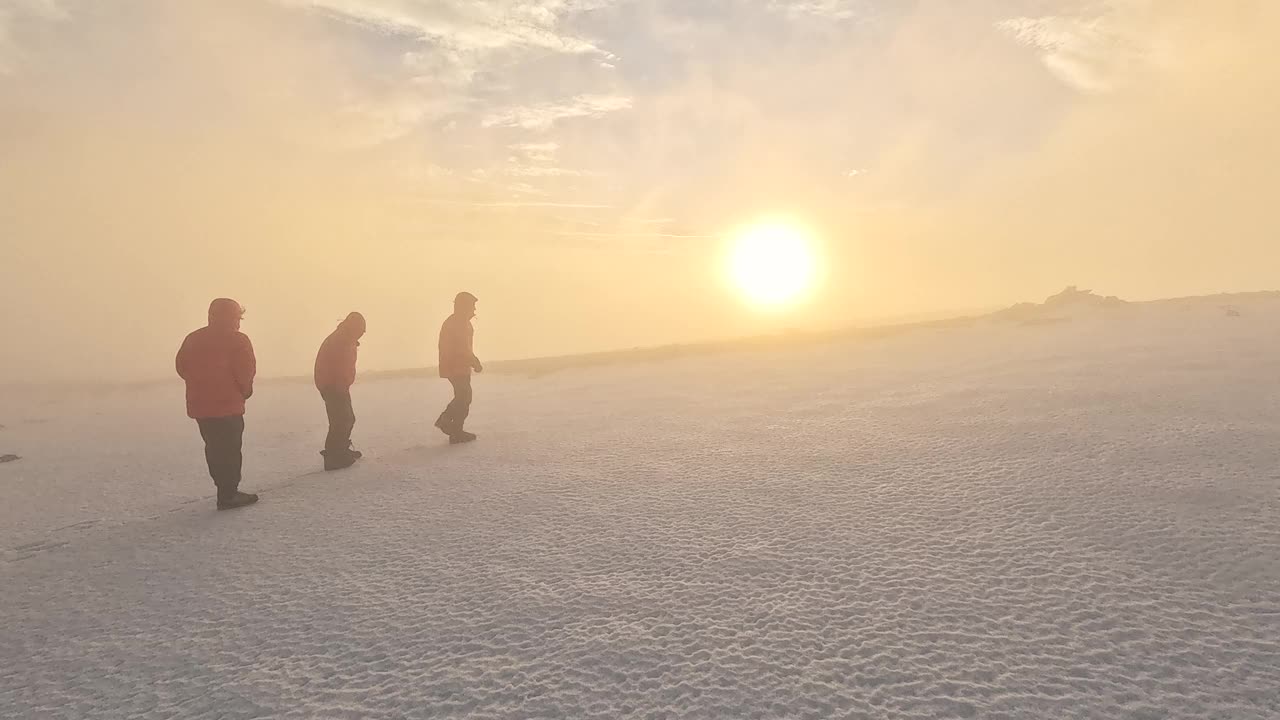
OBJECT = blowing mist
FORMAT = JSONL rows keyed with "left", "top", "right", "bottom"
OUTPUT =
{"left": 3, "top": 3, "right": 1280, "bottom": 720}
{"left": 1, "top": 1, "right": 1277, "bottom": 384}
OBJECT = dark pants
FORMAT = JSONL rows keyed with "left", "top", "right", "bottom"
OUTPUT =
{"left": 438, "top": 375, "right": 472, "bottom": 431}
{"left": 321, "top": 387, "right": 356, "bottom": 453}
{"left": 196, "top": 416, "right": 244, "bottom": 500}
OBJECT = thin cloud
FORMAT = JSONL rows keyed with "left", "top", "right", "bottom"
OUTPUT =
{"left": 998, "top": 2, "right": 1160, "bottom": 93}
{"left": 0, "top": 0, "right": 66, "bottom": 74}
{"left": 506, "top": 166, "right": 601, "bottom": 178}
{"left": 510, "top": 141, "right": 561, "bottom": 163}
{"left": 767, "top": 0, "right": 864, "bottom": 22}
{"left": 280, "top": 0, "right": 606, "bottom": 54}
{"left": 503, "top": 180, "right": 549, "bottom": 196}
{"left": 273, "top": 1, "right": 621, "bottom": 141}
{"left": 554, "top": 231, "right": 716, "bottom": 238}
{"left": 482, "top": 94, "right": 633, "bottom": 130}
{"left": 423, "top": 199, "right": 615, "bottom": 209}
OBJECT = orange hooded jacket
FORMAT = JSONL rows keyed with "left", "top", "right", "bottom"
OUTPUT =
{"left": 176, "top": 301, "right": 256, "bottom": 419}
{"left": 438, "top": 313, "right": 476, "bottom": 379}
{"left": 315, "top": 313, "right": 364, "bottom": 391}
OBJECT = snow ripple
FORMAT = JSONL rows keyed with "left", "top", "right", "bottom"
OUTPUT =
{"left": 2, "top": 310, "right": 1279, "bottom": 718}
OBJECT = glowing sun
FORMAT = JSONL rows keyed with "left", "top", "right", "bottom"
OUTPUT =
{"left": 728, "top": 222, "right": 819, "bottom": 308}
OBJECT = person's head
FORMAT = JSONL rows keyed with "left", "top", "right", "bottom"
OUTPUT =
{"left": 454, "top": 291, "right": 478, "bottom": 318}
{"left": 340, "top": 311, "right": 366, "bottom": 339}
{"left": 207, "top": 298, "right": 244, "bottom": 331}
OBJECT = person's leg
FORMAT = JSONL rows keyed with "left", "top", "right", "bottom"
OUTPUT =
{"left": 322, "top": 388, "right": 346, "bottom": 454}
{"left": 330, "top": 388, "right": 356, "bottom": 453}
{"left": 322, "top": 389, "right": 358, "bottom": 469}
{"left": 436, "top": 377, "right": 463, "bottom": 434}
{"left": 444, "top": 376, "right": 474, "bottom": 442}
{"left": 434, "top": 402, "right": 452, "bottom": 434}
{"left": 198, "top": 417, "right": 240, "bottom": 501}
{"left": 218, "top": 416, "right": 256, "bottom": 508}
{"left": 450, "top": 376, "right": 473, "bottom": 430}
{"left": 225, "top": 416, "right": 244, "bottom": 495}
{"left": 339, "top": 389, "right": 355, "bottom": 450}
{"left": 196, "top": 418, "right": 224, "bottom": 495}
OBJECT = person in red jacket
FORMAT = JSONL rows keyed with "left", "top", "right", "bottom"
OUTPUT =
{"left": 314, "top": 312, "right": 366, "bottom": 470}
{"left": 434, "top": 292, "right": 483, "bottom": 443}
{"left": 175, "top": 298, "right": 259, "bottom": 510}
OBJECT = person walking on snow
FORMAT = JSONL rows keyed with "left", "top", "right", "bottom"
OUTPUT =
{"left": 176, "top": 298, "right": 259, "bottom": 510}
{"left": 435, "top": 292, "right": 483, "bottom": 443}
{"left": 315, "top": 312, "right": 366, "bottom": 471}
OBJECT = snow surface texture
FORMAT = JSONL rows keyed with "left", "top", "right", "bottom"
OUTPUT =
{"left": 2, "top": 301, "right": 1279, "bottom": 719}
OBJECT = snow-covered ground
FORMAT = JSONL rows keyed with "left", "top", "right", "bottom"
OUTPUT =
{"left": 2, "top": 300, "right": 1279, "bottom": 719}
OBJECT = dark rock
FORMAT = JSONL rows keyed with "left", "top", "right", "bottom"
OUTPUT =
{"left": 995, "top": 286, "right": 1128, "bottom": 323}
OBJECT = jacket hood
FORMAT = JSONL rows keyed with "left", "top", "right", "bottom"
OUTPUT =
{"left": 338, "top": 311, "right": 366, "bottom": 338}
{"left": 207, "top": 298, "right": 243, "bottom": 330}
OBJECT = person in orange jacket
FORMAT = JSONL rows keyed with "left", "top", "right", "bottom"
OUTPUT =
{"left": 435, "top": 292, "right": 483, "bottom": 443}
{"left": 314, "top": 312, "right": 366, "bottom": 470}
{"left": 176, "top": 298, "right": 259, "bottom": 510}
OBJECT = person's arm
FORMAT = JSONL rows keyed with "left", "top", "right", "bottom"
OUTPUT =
{"left": 234, "top": 335, "right": 257, "bottom": 400}
{"left": 175, "top": 336, "right": 190, "bottom": 380}
{"left": 468, "top": 325, "right": 482, "bottom": 373}
{"left": 343, "top": 343, "right": 358, "bottom": 387}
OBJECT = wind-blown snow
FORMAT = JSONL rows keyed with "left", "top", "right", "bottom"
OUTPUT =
{"left": 2, "top": 301, "right": 1279, "bottom": 718}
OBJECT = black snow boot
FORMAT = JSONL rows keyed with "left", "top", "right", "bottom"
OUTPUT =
{"left": 321, "top": 443, "right": 363, "bottom": 460}
{"left": 434, "top": 413, "right": 455, "bottom": 437}
{"left": 449, "top": 430, "right": 477, "bottom": 445}
{"left": 217, "top": 491, "right": 259, "bottom": 511}
{"left": 324, "top": 450, "right": 358, "bottom": 471}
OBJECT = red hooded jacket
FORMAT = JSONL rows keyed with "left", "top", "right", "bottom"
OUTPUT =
{"left": 176, "top": 325, "right": 256, "bottom": 419}
{"left": 315, "top": 331, "right": 359, "bottom": 390}
{"left": 438, "top": 313, "right": 476, "bottom": 379}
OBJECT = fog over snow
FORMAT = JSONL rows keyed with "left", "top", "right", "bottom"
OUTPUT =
{"left": 3, "top": 295, "right": 1278, "bottom": 719}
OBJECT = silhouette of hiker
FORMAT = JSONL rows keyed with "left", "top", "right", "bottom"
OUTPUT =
{"left": 315, "top": 312, "right": 366, "bottom": 470}
{"left": 435, "top": 292, "right": 483, "bottom": 443}
{"left": 175, "top": 298, "right": 258, "bottom": 510}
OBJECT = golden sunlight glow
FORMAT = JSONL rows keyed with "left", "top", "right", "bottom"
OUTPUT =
{"left": 728, "top": 222, "right": 819, "bottom": 308}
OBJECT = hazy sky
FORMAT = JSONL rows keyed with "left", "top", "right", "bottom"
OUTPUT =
{"left": 2, "top": 0, "right": 1278, "bottom": 382}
